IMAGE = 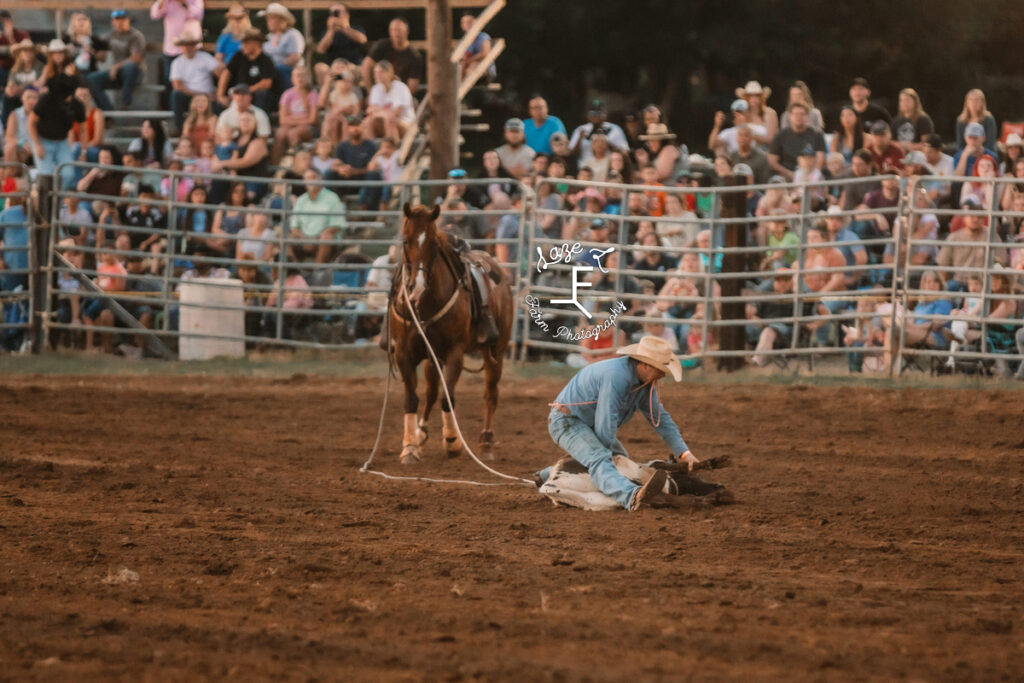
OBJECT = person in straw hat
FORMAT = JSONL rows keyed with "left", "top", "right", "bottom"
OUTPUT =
{"left": 169, "top": 26, "right": 218, "bottom": 132}
{"left": 215, "top": 3, "right": 252, "bottom": 69}
{"left": 151, "top": 0, "right": 205, "bottom": 110}
{"left": 735, "top": 80, "right": 778, "bottom": 145}
{"left": 259, "top": 2, "right": 306, "bottom": 95}
{"left": 537, "top": 335, "right": 701, "bottom": 511}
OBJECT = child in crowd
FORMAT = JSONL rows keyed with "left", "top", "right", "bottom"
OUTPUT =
{"left": 160, "top": 158, "right": 194, "bottom": 202}
{"left": 194, "top": 139, "right": 216, "bottom": 180}
{"left": 55, "top": 244, "right": 84, "bottom": 348}
{"left": 319, "top": 65, "right": 362, "bottom": 145}
{"left": 83, "top": 243, "right": 128, "bottom": 353}
{"left": 793, "top": 148, "right": 825, "bottom": 204}
{"left": 311, "top": 138, "right": 335, "bottom": 177}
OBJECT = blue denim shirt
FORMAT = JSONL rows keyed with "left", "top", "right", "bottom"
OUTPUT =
{"left": 551, "top": 356, "right": 689, "bottom": 458}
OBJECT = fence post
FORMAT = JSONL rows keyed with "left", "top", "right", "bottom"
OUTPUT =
{"left": 29, "top": 174, "right": 53, "bottom": 354}
{"left": 716, "top": 177, "right": 746, "bottom": 371}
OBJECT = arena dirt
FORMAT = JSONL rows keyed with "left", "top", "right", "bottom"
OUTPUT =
{"left": 1, "top": 373, "right": 1022, "bottom": 681}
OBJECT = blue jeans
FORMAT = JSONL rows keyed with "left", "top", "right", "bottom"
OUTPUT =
{"left": 35, "top": 138, "right": 77, "bottom": 190}
{"left": 87, "top": 61, "right": 142, "bottom": 110}
{"left": 543, "top": 412, "right": 639, "bottom": 509}
{"left": 359, "top": 170, "right": 393, "bottom": 209}
{"left": 170, "top": 89, "right": 194, "bottom": 132}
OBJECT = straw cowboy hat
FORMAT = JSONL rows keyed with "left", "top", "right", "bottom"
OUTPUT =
{"left": 638, "top": 123, "right": 677, "bottom": 141}
{"left": 617, "top": 336, "right": 683, "bottom": 382}
{"left": 173, "top": 22, "right": 203, "bottom": 46}
{"left": 225, "top": 2, "right": 248, "bottom": 19}
{"left": 735, "top": 80, "right": 772, "bottom": 100}
{"left": 258, "top": 2, "right": 295, "bottom": 26}
{"left": 46, "top": 38, "right": 69, "bottom": 53}
{"left": 11, "top": 39, "right": 37, "bottom": 58}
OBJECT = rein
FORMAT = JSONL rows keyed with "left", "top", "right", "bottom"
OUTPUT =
{"left": 392, "top": 228, "right": 466, "bottom": 330}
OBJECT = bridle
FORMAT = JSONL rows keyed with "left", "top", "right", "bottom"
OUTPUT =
{"left": 393, "top": 217, "right": 463, "bottom": 328}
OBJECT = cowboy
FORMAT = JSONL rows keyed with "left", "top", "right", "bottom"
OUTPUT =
{"left": 536, "top": 336, "right": 700, "bottom": 511}
{"left": 169, "top": 28, "right": 218, "bottom": 132}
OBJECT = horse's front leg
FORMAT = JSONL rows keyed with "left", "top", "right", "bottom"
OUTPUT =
{"left": 399, "top": 355, "right": 426, "bottom": 465}
{"left": 440, "top": 345, "right": 466, "bottom": 458}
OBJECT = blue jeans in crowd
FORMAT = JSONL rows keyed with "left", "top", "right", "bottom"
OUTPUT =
{"left": 170, "top": 89, "right": 202, "bottom": 132}
{"left": 359, "top": 170, "right": 393, "bottom": 209}
{"left": 34, "top": 138, "right": 77, "bottom": 190}
{"left": 87, "top": 62, "right": 142, "bottom": 111}
{"left": 539, "top": 411, "right": 639, "bottom": 509}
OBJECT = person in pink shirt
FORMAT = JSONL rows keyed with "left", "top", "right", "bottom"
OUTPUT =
{"left": 272, "top": 66, "right": 319, "bottom": 164}
{"left": 150, "top": 0, "right": 205, "bottom": 108}
{"left": 267, "top": 268, "right": 314, "bottom": 310}
{"left": 83, "top": 244, "right": 129, "bottom": 353}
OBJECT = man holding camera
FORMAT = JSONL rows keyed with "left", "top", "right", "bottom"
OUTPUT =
{"left": 316, "top": 3, "right": 367, "bottom": 81}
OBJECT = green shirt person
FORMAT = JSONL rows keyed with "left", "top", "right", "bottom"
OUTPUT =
{"left": 290, "top": 169, "right": 346, "bottom": 263}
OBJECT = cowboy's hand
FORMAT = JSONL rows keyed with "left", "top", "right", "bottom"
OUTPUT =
{"left": 680, "top": 450, "right": 699, "bottom": 470}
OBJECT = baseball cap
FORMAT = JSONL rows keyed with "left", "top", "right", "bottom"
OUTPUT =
{"left": 826, "top": 205, "right": 843, "bottom": 216}
{"left": 504, "top": 117, "right": 525, "bottom": 131}
{"left": 730, "top": 98, "right": 749, "bottom": 112}
{"left": 550, "top": 131, "right": 568, "bottom": 143}
{"left": 229, "top": 83, "right": 251, "bottom": 95}
{"left": 851, "top": 77, "right": 870, "bottom": 89}
{"left": 965, "top": 122, "right": 986, "bottom": 138}
{"left": 0, "top": 10, "right": 13, "bottom": 19}
{"left": 903, "top": 150, "right": 927, "bottom": 166}
{"left": 768, "top": 174, "right": 787, "bottom": 184}
{"left": 960, "top": 194, "right": 983, "bottom": 210}
{"left": 590, "top": 218, "right": 609, "bottom": 230}
{"left": 447, "top": 168, "right": 468, "bottom": 179}
{"left": 1005, "top": 133, "right": 1024, "bottom": 148}
{"left": 732, "top": 163, "right": 753, "bottom": 178}
{"left": 111, "top": 9, "right": 128, "bottom": 18}
{"left": 870, "top": 120, "right": 890, "bottom": 135}
{"left": 588, "top": 99, "right": 605, "bottom": 114}
{"left": 924, "top": 133, "right": 943, "bottom": 149}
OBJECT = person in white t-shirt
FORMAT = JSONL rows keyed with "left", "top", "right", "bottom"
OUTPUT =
{"left": 169, "top": 30, "right": 219, "bottom": 133}
{"left": 708, "top": 99, "right": 768, "bottom": 155}
{"left": 364, "top": 59, "right": 414, "bottom": 140}
{"left": 921, "top": 133, "right": 954, "bottom": 205}
{"left": 215, "top": 84, "right": 272, "bottom": 138}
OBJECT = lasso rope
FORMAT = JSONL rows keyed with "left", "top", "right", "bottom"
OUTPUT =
{"left": 360, "top": 280, "right": 533, "bottom": 487}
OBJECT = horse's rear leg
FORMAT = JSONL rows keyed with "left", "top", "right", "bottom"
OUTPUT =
{"left": 440, "top": 347, "right": 466, "bottom": 458}
{"left": 399, "top": 358, "right": 426, "bottom": 465}
{"left": 480, "top": 348, "right": 503, "bottom": 460}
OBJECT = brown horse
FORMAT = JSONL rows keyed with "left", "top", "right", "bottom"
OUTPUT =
{"left": 388, "top": 203, "right": 514, "bottom": 465}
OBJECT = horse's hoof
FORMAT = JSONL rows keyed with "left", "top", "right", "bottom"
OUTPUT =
{"left": 479, "top": 442, "right": 496, "bottom": 461}
{"left": 400, "top": 445, "right": 422, "bottom": 465}
{"left": 444, "top": 437, "right": 464, "bottom": 458}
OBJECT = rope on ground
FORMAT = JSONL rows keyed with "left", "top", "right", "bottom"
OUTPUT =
{"left": 359, "top": 288, "right": 533, "bottom": 488}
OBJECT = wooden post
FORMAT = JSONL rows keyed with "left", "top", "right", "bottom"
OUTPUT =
{"left": 426, "top": 0, "right": 455, "bottom": 188}
{"left": 716, "top": 176, "right": 747, "bottom": 372}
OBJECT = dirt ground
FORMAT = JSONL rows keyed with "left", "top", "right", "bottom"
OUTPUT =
{"left": 1, "top": 371, "right": 1022, "bottom": 682}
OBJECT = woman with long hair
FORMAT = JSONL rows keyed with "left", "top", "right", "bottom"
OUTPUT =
{"left": 735, "top": 80, "right": 778, "bottom": 145}
{"left": 71, "top": 85, "right": 105, "bottom": 164}
{"left": 955, "top": 89, "right": 997, "bottom": 150}
{"left": 211, "top": 111, "right": 270, "bottom": 200}
{"left": 364, "top": 59, "right": 414, "bottom": 140}
{"left": 128, "top": 118, "right": 172, "bottom": 170}
{"left": 272, "top": 66, "right": 318, "bottom": 164}
{"left": 215, "top": 3, "right": 251, "bottom": 69}
{"left": 36, "top": 40, "right": 70, "bottom": 89}
{"left": 64, "top": 12, "right": 102, "bottom": 75}
{"left": 829, "top": 105, "right": 864, "bottom": 164}
{"left": 892, "top": 88, "right": 934, "bottom": 151}
{"left": 181, "top": 93, "right": 218, "bottom": 151}
{"left": 1, "top": 40, "right": 40, "bottom": 125}
{"left": 779, "top": 81, "right": 823, "bottom": 131}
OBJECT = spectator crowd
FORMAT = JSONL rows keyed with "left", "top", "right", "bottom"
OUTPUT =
{"left": 0, "top": 3, "right": 1020, "bottom": 375}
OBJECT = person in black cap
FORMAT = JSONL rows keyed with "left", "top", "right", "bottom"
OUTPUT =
{"left": 569, "top": 98, "right": 628, "bottom": 159}
{"left": 848, "top": 76, "right": 892, "bottom": 133}
{"left": 217, "top": 28, "right": 276, "bottom": 112}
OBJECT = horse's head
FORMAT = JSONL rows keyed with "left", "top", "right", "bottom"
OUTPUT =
{"left": 401, "top": 202, "right": 442, "bottom": 304}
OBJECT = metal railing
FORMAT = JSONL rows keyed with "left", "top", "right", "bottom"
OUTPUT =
{"left": 11, "top": 164, "right": 1023, "bottom": 378}
{"left": 43, "top": 164, "right": 530, "bottom": 355}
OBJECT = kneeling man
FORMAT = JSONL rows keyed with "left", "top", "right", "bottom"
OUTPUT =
{"left": 539, "top": 336, "right": 699, "bottom": 511}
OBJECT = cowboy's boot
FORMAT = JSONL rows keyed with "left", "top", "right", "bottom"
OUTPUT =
{"left": 476, "top": 307, "right": 500, "bottom": 345}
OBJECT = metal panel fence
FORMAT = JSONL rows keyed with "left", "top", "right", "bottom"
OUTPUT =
{"left": 17, "top": 165, "right": 1024, "bottom": 377}
{"left": 518, "top": 174, "right": 1023, "bottom": 377}
{"left": 42, "top": 163, "right": 529, "bottom": 355}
